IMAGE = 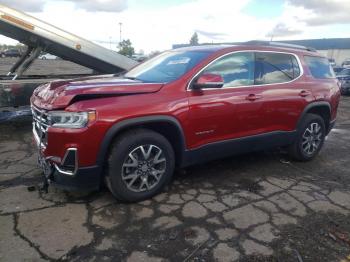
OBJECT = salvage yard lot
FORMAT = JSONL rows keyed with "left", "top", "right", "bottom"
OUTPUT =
{"left": 0, "top": 97, "right": 350, "bottom": 262}
{"left": 0, "top": 57, "right": 92, "bottom": 75}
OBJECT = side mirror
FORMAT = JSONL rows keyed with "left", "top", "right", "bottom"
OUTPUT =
{"left": 192, "top": 73, "right": 224, "bottom": 89}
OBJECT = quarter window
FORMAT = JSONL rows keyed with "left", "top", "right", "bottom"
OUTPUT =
{"left": 304, "top": 56, "right": 335, "bottom": 79}
{"left": 202, "top": 52, "right": 255, "bottom": 88}
{"left": 255, "top": 53, "right": 301, "bottom": 85}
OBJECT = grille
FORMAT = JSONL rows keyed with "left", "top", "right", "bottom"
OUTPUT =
{"left": 31, "top": 106, "right": 49, "bottom": 147}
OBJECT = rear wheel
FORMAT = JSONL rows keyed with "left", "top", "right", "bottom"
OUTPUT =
{"left": 106, "top": 129, "right": 175, "bottom": 202}
{"left": 288, "top": 113, "right": 326, "bottom": 161}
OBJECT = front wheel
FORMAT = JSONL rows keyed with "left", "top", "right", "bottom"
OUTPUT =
{"left": 288, "top": 113, "right": 326, "bottom": 161}
{"left": 106, "top": 129, "right": 175, "bottom": 202}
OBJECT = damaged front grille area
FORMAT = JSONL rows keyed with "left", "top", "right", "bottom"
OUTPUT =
{"left": 31, "top": 105, "right": 79, "bottom": 176}
{"left": 31, "top": 105, "right": 49, "bottom": 148}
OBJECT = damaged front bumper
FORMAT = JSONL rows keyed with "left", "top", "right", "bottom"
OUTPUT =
{"left": 37, "top": 147, "right": 101, "bottom": 192}
{"left": 32, "top": 106, "right": 101, "bottom": 191}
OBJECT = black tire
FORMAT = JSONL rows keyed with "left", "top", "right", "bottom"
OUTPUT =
{"left": 288, "top": 113, "right": 326, "bottom": 161}
{"left": 106, "top": 128, "right": 175, "bottom": 202}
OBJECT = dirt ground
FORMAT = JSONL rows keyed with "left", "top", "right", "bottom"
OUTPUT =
{"left": 0, "top": 97, "right": 350, "bottom": 262}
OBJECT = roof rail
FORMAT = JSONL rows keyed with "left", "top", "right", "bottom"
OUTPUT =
{"left": 243, "top": 40, "right": 317, "bottom": 52}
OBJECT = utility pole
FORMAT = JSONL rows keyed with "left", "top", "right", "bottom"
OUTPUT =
{"left": 119, "top": 22, "right": 123, "bottom": 43}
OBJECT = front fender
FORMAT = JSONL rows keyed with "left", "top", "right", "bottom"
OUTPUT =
{"left": 96, "top": 115, "right": 187, "bottom": 167}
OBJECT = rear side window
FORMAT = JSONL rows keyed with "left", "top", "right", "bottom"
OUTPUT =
{"left": 255, "top": 53, "right": 301, "bottom": 85}
{"left": 304, "top": 56, "right": 335, "bottom": 79}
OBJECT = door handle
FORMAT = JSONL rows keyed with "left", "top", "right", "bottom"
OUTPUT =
{"left": 299, "top": 90, "right": 311, "bottom": 97}
{"left": 245, "top": 94, "right": 262, "bottom": 101}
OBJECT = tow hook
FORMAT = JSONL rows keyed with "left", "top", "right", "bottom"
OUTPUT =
{"left": 41, "top": 173, "right": 51, "bottom": 194}
{"left": 38, "top": 156, "right": 54, "bottom": 193}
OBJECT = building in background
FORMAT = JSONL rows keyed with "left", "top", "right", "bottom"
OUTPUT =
{"left": 173, "top": 38, "right": 350, "bottom": 66}
{"left": 280, "top": 38, "right": 350, "bottom": 66}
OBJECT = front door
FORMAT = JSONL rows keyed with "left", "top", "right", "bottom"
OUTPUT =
{"left": 187, "top": 51, "right": 265, "bottom": 149}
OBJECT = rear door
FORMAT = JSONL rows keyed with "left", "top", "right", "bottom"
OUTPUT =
{"left": 253, "top": 51, "right": 311, "bottom": 132}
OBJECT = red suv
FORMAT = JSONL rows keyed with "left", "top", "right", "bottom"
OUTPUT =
{"left": 31, "top": 42, "right": 340, "bottom": 202}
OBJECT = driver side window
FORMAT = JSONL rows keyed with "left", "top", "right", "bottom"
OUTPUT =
{"left": 202, "top": 52, "right": 255, "bottom": 88}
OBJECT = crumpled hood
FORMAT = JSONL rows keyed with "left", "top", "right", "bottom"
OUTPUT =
{"left": 31, "top": 75, "right": 164, "bottom": 110}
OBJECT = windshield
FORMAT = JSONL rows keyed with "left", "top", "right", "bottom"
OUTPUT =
{"left": 124, "top": 51, "right": 212, "bottom": 83}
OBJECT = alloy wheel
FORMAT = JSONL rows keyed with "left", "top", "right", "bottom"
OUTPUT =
{"left": 121, "top": 145, "right": 166, "bottom": 192}
{"left": 301, "top": 122, "right": 323, "bottom": 155}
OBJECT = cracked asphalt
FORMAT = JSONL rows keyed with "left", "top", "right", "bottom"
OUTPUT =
{"left": 1, "top": 97, "right": 350, "bottom": 262}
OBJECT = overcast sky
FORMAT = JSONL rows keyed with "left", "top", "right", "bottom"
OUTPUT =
{"left": 0, "top": 0, "right": 349, "bottom": 53}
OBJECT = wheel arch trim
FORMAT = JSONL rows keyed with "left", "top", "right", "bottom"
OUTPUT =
{"left": 297, "top": 101, "right": 332, "bottom": 133}
{"left": 96, "top": 115, "right": 187, "bottom": 167}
